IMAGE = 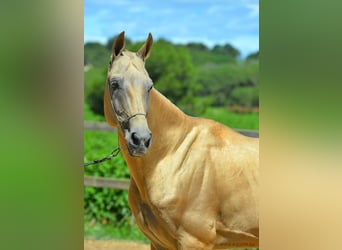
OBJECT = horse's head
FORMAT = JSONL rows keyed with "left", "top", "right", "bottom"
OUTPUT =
{"left": 105, "top": 31, "right": 153, "bottom": 157}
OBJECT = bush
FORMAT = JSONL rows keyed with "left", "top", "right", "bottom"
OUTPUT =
{"left": 231, "top": 86, "right": 259, "bottom": 108}
{"left": 143, "top": 39, "right": 206, "bottom": 116}
{"left": 85, "top": 67, "right": 106, "bottom": 116}
{"left": 84, "top": 130, "right": 131, "bottom": 226}
{"left": 197, "top": 61, "right": 259, "bottom": 107}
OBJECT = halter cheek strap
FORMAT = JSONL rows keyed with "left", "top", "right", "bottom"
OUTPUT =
{"left": 107, "top": 83, "right": 147, "bottom": 127}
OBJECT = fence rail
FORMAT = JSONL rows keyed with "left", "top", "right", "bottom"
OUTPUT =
{"left": 84, "top": 176, "right": 130, "bottom": 190}
{"left": 84, "top": 121, "right": 259, "bottom": 189}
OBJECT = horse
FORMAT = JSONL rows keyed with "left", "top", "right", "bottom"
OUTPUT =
{"left": 104, "top": 31, "right": 259, "bottom": 250}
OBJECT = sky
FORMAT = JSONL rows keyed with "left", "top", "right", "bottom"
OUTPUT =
{"left": 84, "top": 0, "right": 259, "bottom": 57}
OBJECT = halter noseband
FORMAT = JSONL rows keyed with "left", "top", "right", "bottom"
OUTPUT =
{"left": 118, "top": 112, "right": 147, "bottom": 131}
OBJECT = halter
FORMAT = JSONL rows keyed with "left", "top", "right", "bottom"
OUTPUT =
{"left": 107, "top": 82, "right": 147, "bottom": 130}
{"left": 126, "top": 113, "right": 147, "bottom": 122}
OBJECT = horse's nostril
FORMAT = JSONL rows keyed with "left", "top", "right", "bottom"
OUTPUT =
{"left": 131, "top": 132, "right": 140, "bottom": 146}
{"left": 130, "top": 132, "right": 152, "bottom": 148}
{"left": 144, "top": 136, "right": 151, "bottom": 148}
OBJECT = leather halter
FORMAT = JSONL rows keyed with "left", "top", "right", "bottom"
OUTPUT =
{"left": 107, "top": 83, "right": 147, "bottom": 130}
{"left": 126, "top": 113, "right": 147, "bottom": 122}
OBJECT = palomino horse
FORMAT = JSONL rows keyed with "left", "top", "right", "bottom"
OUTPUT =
{"left": 104, "top": 32, "right": 259, "bottom": 250}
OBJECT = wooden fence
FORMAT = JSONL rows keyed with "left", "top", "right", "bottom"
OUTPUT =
{"left": 84, "top": 121, "right": 259, "bottom": 190}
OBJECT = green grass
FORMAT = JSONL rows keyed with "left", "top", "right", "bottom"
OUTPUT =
{"left": 84, "top": 221, "right": 148, "bottom": 243}
{"left": 203, "top": 107, "right": 259, "bottom": 130}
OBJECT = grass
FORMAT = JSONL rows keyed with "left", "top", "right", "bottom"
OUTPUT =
{"left": 202, "top": 106, "right": 259, "bottom": 130}
{"left": 84, "top": 221, "right": 148, "bottom": 243}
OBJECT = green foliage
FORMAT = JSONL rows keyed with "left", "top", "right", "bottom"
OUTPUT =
{"left": 84, "top": 102, "right": 105, "bottom": 121}
{"left": 85, "top": 221, "right": 148, "bottom": 242}
{"left": 246, "top": 51, "right": 259, "bottom": 61}
{"left": 84, "top": 130, "right": 131, "bottom": 226}
{"left": 84, "top": 42, "right": 110, "bottom": 67}
{"left": 84, "top": 37, "right": 259, "bottom": 118}
{"left": 185, "top": 42, "right": 209, "bottom": 51}
{"left": 197, "top": 62, "right": 259, "bottom": 107}
{"left": 84, "top": 66, "right": 107, "bottom": 116}
{"left": 231, "top": 86, "right": 259, "bottom": 108}
{"left": 202, "top": 107, "right": 259, "bottom": 130}
{"left": 212, "top": 43, "right": 241, "bottom": 59}
{"left": 186, "top": 46, "right": 236, "bottom": 66}
{"left": 143, "top": 39, "right": 206, "bottom": 115}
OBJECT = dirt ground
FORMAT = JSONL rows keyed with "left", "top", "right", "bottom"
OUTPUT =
{"left": 84, "top": 239, "right": 150, "bottom": 250}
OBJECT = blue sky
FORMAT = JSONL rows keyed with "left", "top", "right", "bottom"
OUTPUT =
{"left": 84, "top": 0, "right": 259, "bottom": 57}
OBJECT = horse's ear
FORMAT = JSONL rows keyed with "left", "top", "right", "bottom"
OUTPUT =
{"left": 137, "top": 33, "right": 153, "bottom": 61}
{"left": 112, "top": 31, "right": 126, "bottom": 58}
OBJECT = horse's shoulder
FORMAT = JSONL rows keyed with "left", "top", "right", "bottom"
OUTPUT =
{"left": 189, "top": 118, "right": 239, "bottom": 145}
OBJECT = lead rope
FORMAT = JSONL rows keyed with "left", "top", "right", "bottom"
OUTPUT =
{"left": 84, "top": 146, "right": 121, "bottom": 167}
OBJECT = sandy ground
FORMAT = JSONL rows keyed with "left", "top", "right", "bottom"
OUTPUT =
{"left": 84, "top": 239, "right": 150, "bottom": 250}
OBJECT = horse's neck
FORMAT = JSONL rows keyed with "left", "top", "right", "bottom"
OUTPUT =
{"left": 118, "top": 89, "right": 189, "bottom": 201}
{"left": 148, "top": 89, "right": 188, "bottom": 144}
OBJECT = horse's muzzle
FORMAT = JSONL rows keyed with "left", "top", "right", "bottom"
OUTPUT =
{"left": 126, "top": 129, "right": 152, "bottom": 157}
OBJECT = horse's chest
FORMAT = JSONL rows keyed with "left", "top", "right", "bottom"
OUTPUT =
{"left": 132, "top": 198, "right": 177, "bottom": 248}
{"left": 138, "top": 203, "right": 158, "bottom": 229}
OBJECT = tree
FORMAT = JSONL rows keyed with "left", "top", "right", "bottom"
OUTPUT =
{"left": 144, "top": 39, "right": 206, "bottom": 115}
{"left": 246, "top": 51, "right": 259, "bottom": 61}
{"left": 231, "top": 86, "right": 259, "bottom": 108}
{"left": 212, "top": 43, "right": 240, "bottom": 59}
{"left": 85, "top": 66, "right": 107, "bottom": 116}
{"left": 185, "top": 42, "right": 209, "bottom": 51}
{"left": 84, "top": 42, "right": 109, "bottom": 67}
